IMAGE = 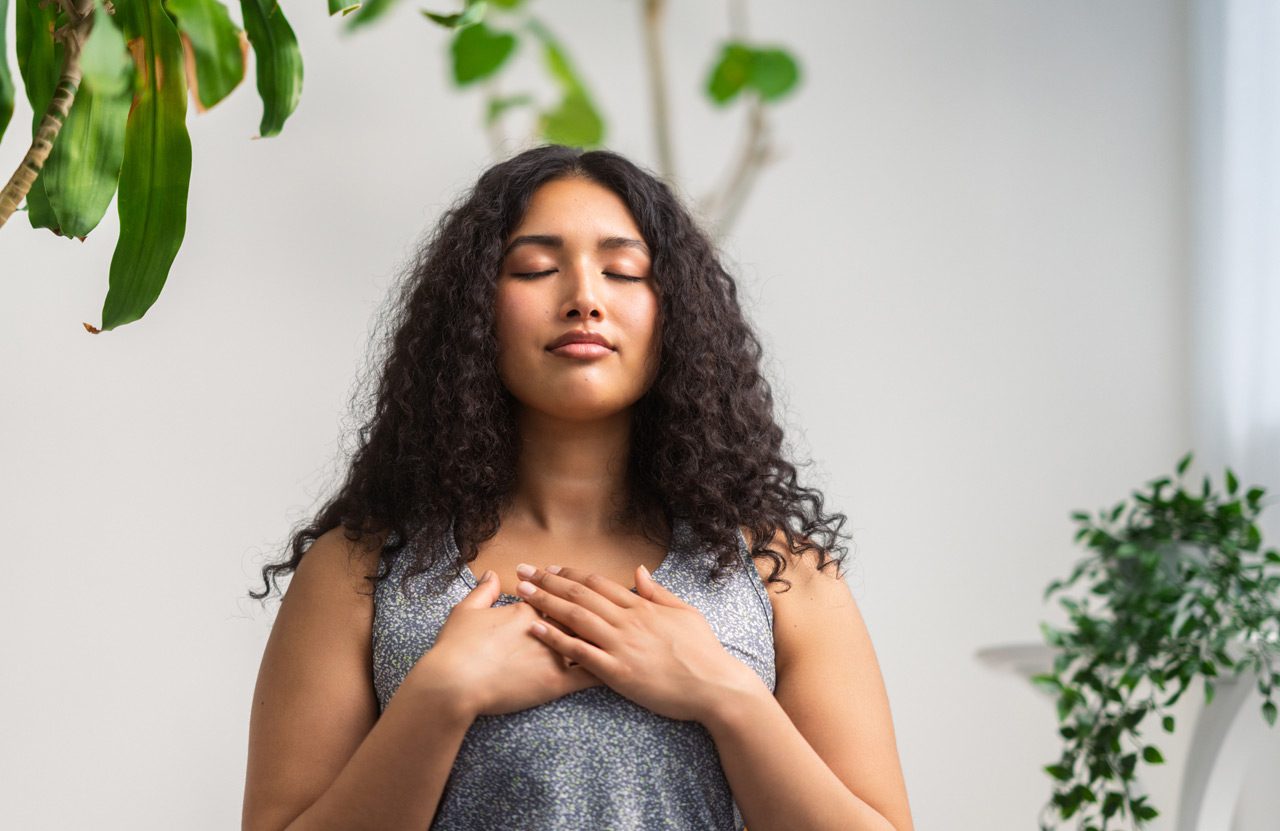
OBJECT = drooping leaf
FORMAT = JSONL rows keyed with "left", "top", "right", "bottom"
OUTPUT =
{"left": 239, "top": 0, "right": 302, "bottom": 136}
{"left": 0, "top": 0, "right": 16, "bottom": 142}
{"left": 450, "top": 19, "right": 516, "bottom": 85}
{"left": 97, "top": 0, "right": 193, "bottom": 331}
{"left": 41, "top": 0, "right": 133, "bottom": 238}
{"left": 14, "top": 0, "right": 66, "bottom": 229}
{"left": 164, "top": 0, "right": 247, "bottom": 110}
{"left": 328, "top": 0, "right": 360, "bottom": 14}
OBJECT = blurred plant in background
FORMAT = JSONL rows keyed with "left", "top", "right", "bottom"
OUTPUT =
{"left": 0, "top": 0, "right": 801, "bottom": 332}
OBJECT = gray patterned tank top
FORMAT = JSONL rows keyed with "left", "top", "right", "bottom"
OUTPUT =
{"left": 371, "top": 514, "right": 776, "bottom": 830}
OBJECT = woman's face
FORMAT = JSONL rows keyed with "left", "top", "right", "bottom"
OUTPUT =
{"left": 495, "top": 176, "right": 661, "bottom": 421}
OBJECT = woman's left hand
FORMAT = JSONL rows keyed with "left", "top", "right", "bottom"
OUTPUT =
{"left": 514, "top": 563, "right": 765, "bottom": 723}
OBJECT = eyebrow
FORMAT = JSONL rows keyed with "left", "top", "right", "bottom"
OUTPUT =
{"left": 502, "top": 234, "right": 651, "bottom": 258}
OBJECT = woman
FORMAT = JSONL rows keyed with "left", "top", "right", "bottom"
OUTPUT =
{"left": 242, "top": 145, "right": 913, "bottom": 831}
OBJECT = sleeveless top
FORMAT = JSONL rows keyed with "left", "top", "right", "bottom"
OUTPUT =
{"left": 371, "top": 514, "right": 777, "bottom": 830}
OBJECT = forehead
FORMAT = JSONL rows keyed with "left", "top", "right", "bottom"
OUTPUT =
{"left": 506, "top": 177, "right": 646, "bottom": 249}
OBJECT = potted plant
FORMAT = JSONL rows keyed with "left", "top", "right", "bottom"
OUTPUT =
{"left": 1034, "top": 451, "right": 1280, "bottom": 829}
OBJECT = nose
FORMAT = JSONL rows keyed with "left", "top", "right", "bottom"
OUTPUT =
{"left": 559, "top": 257, "right": 604, "bottom": 320}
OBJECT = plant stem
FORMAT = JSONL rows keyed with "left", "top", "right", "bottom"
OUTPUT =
{"left": 640, "top": 0, "right": 676, "bottom": 183}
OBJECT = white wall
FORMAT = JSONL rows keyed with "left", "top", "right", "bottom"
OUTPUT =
{"left": 1, "top": 1, "right": 1205, "bottom": 828}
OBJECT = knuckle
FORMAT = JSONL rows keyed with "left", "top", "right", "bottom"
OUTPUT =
{"left": 583, "top": 573, "right": 606, "bottom": 589}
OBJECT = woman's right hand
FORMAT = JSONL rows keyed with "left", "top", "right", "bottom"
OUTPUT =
{"left": 408, "top": 568, "right": 604, "bottom": 717}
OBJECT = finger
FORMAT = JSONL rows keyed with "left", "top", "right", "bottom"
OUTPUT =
{"left": 536, "top": 565, "right": 639, "bottom": 620}
{"left": 461, "top": 568, "right": 501, "bottom": 607}
{"left": 529, "top": 618, "right": 616, "bottom": 680}
{"left": 634, "top": 563, "right": 685, "bottom": 607}
{"left": 517, "top": 575, "right": 617, "bottom": 649}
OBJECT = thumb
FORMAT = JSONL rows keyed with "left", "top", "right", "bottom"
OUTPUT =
{"left": 463, "top": 568, "right": 501, "bottom": 606}
{"left": 635, "top": 564, "right": 682, "bottom": 606}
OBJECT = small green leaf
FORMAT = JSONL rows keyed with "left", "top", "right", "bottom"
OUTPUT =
{"left": 1176, "top": 451, "right": 1193, "bottom": 476}
{"left": 450, "top": 20, "right": 516, "bottom": 85}
{"left": 747, "top": 46, "right": 799, "bottom": 101}
{"left": 485, "top": 91, "right": 534, "bottom": 125}
{"left": 329, "top": 0, "right": 361, "bottom": 15}
{"left": 1225, "top": 467, "right": 1238, "bottom": 495}
{"left": 539, "top": 87, "right": 602, "bottom": 147}
{"left": 1142, "top": 745, "right": 1164, "bottom": 764}
{"left": 1263, "top": 700, "right": 1277, "bottom": 727}
{"left": 706, "top": 41, "right": 753, "bottom": 104}
{"left": 343, "top": 0, "right": 398, "bottom": 31}
{"left": 1162, "top": 714, "right": 1175, "bottom": 732}
{"left": 423, "top": 0, "right": 486, "bottom": 29}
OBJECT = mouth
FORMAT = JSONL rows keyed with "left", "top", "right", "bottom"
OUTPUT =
{"left": 547, "top": 342, "right": 615, "bottom": 359}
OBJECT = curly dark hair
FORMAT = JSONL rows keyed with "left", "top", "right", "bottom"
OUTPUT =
{"left": 248, "top": 143, "right": 851, "bottom": 604}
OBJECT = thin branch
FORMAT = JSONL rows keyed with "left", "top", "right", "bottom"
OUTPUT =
{"left": 0, "top": 0, "right": 98, "bottom": 230}
{"left": 640, "top": 0, "right": 675, "bottom": 182}
{"left": 701, "top": 94, "right": 779, "bottom": 243}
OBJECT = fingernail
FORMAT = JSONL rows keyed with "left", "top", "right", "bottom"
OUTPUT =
{"left": 481, "top": 569, "right": 494, "bottom": 583}
{"left": 639, "top": 564, "right": 650, "bottom": 578}
{"left": 547, "top": 564, "right": 562, "bottom": 574}
{"left": 516, "top": 563, "right": 536, "bottom": 579}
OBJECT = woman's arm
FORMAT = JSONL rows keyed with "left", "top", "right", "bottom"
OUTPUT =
{"left": 242, "top": 529, "right": 477, "bottom": 831}
{"left": 702, "top": 536, "right": 914, "bottom": 831}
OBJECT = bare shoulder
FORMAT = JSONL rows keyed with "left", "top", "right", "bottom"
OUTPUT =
{"left": 738, "top": 525, "right": 854, "bottom": 670}
{"left": 243, "top": 525, "right": 390, "bottom": 830}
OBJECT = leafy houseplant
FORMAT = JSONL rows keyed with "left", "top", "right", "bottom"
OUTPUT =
{"left": 1034, "top": 452, "right": 1280, "bottom": 830}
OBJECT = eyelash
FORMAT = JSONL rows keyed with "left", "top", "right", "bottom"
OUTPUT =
{"left": 511, "top": 269, "right": 644, "bottom": 283}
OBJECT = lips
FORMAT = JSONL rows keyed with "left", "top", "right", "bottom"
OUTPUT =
{"left": 546, "top": 330, "right": 615, "bottom": 351}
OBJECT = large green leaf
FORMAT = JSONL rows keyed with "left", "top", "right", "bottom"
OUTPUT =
{"left": 0, "top": 0, "right": 15, "bottom": 142}
{"left": 14, "top": 0, "right": 65, "bottom": 229}
{"left": 239, "top": 0, "right": 301, "bottom": 137}
{"left": 41, "top": 0, "right": 133, "bottom": 238}
{"left": 450, "top": 20, "right": 515, "bottom": 85}
{"left": 164, "top": 0, "right": 246, "bottom": 109}
{"left": 99, "top": 0, "right": 193, "bottom": 331}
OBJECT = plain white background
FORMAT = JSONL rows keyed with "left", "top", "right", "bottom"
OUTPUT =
{"left": 6, "top": 0, "right": 1271, "bottom": 828}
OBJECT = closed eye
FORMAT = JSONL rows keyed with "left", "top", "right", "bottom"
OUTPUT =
{"left": 510, "top": 269, "right": 644, "bottom": 283}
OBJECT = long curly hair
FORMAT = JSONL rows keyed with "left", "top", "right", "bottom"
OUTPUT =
{"left": 248, "top": 143, "right": 850, "bottom": 603}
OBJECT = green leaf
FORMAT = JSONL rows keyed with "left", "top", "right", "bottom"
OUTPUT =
{"left": 706, "top": 41, "right": 752, "bottom": 104}
{"left": 1176, "top": 451, "right": 1193, "bottom": 476}
{"left": 1263, "top": 700, "right": 1277, "bottom": 727}
{"left": 539, "top": 87, "right": 602, "bottom": 147}
{"left": 747, "top": 46, "right": 800, "bottom": 101}
{"left": 1142, "top": 745, "right": 1164, "bottom": 764}
{"left": 423, "top": 0, "right": 486, "bottom": 29}
{"left": 164, "top": 0, "right": 247, "bottom": 109}
{"left": 240, "top": 0, "right": 303, "bottom": 137}
{"left": 1205, "top": 679, "right": 1215, "bottom": 706}
{"left": 15, "top": 0, "right": 65, "bottom": 230}
{"left": 329, "top": 0, "right": 361, "bottom": 15}
{"left": 1044, "top": 763, "right": 1072, "bottom": 781}
{"left": 450, "top": 20, "right": 516, "bottom": 85}
{"left": 40, "top": 0, "right": 133, "bottom": 238}
{"left": 342, "top": 0, "right": 398, "bottom": 31}
{"left": 485, "top": 91, "right": 534, "bottom": 126}
{"left": 1162, "top": 714, "right": 1175, "bottom": 732}
{"left": 100, "top": 0, "right": 193, "bottom": 331}
{"left": 0, "top": 0, "right": 14, "bottom": 143}
{"left": 1225, "top": 467, "right": 1238, "bottom": 495}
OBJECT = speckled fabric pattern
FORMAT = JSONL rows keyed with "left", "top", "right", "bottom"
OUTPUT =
{"left": 371, "top": 514, "right": 777, "bottom": 830}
